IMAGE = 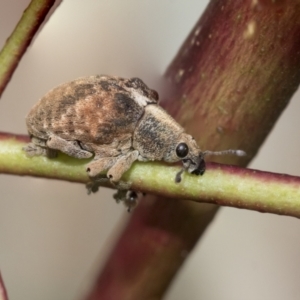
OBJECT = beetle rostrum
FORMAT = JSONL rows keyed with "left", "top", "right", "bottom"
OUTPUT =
{"left": 23, "top": 75, "right": 245, "bottom": 207}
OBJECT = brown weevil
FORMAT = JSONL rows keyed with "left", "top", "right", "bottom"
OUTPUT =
{"left": 24, "top": 75, "right": 245, "bottom": 209}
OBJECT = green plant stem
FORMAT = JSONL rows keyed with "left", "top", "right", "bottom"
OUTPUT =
{"left": 2, "top": 132, "right": 300, "bottom": 218}
{"left": 0, "top": 0, "right": 55, "bottom": 97}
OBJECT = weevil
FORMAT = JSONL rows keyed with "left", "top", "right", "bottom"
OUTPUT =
{"left": 24, "top": 75, "right": 245, "bottom": 209}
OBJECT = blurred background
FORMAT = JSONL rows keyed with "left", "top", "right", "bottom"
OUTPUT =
{"left": 1, "top": 1, "right": 300, "bottom": 299}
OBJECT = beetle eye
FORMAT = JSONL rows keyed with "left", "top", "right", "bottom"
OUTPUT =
{"left": 176, "top": 143, "right": 189, "bottom": 158}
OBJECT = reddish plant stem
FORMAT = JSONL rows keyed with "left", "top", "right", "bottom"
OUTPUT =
{"left": 165, "top": 0, "right": 300, "bottom": 161}
{"left": 0, "top": 132, "right": 29, "bottom": 143}
{"left": 0, "top": 273, "right": 8, "bottom": 300}
{"left": 85, "top": 1, "right": 300, "bottom": 300}
{"left": 0, "top": 0, "right": 56, "bottom": 97}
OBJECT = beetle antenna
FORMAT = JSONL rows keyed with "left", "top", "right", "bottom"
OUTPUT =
{"left": 203, "top": 149, "right": 246, "bottom": 157}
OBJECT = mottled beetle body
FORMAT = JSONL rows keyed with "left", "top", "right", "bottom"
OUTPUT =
{"left": 24, "top": 75, "right": 244, "bottom": 208}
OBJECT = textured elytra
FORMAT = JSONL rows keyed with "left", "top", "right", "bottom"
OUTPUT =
{"left": 24, "top": 75, "right": 244, "bottom": 208}
{"left": 26, "top": 76, "right": 157, "bottom": 146}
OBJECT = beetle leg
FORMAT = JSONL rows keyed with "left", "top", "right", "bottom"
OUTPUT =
{"left": 86, "top": 156, "right": 132, "bottom": 199}
{"left": 86, "top": 175, "right": 110, "bottom": 194}
{"left": 113, "top": 190, "right": 138, "bottom": 212}
{"left": 31, "top": 136, "right": 47, "bottom": 147}
{"left": 46, "top": 134, "right": 93, "bottom": 159}
{"left": 23, "top": 136, "right": 58, "bottom": 158}
{"left": 86, "top": 156, "right": 118, "bottom": 177}
{"left": 23, "top": 142, "right": 47, "bottom": 157}
{"left": 107, "top": 150, "right": 139, "bottom": 183}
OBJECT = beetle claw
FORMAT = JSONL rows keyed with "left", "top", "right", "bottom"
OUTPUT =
{"left": 86, "top": 176, "right": 109, "bottom": 194}
{"left": 113, "top": 189, "right": 138, "bottom": 212}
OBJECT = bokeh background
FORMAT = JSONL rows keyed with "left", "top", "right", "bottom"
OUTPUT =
{"left": 1, "top": 1, "right": 300, "bottom": 299}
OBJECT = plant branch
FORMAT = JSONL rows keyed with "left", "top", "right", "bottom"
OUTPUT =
{"left": 2, "top": 132, "right": 300, "bottom": 218}
{"left": 0, "top": 273, "right": 8, "bottom": 300}
{"left": 0, "top": 0, "right": 56, "bottom": 97}
{"left": 85, "top": 1, "right": 300, "bottom": 299}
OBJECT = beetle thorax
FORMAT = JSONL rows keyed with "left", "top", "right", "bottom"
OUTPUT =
{"left": 133, "top": 105, "right": 185, "bottom": 161}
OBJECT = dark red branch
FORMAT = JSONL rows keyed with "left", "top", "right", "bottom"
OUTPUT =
{"left": 0, "top": 272, "right": 8, "bottom": 300}
{"left": 84, "top": 1, "right": 300, "bottom": 299}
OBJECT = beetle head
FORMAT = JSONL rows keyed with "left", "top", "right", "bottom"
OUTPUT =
{"left": 173, "top": 133, "right": 246, "bottom": 183}
{"left": 172, "top": 133, "right": 204, "bottom": 183}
